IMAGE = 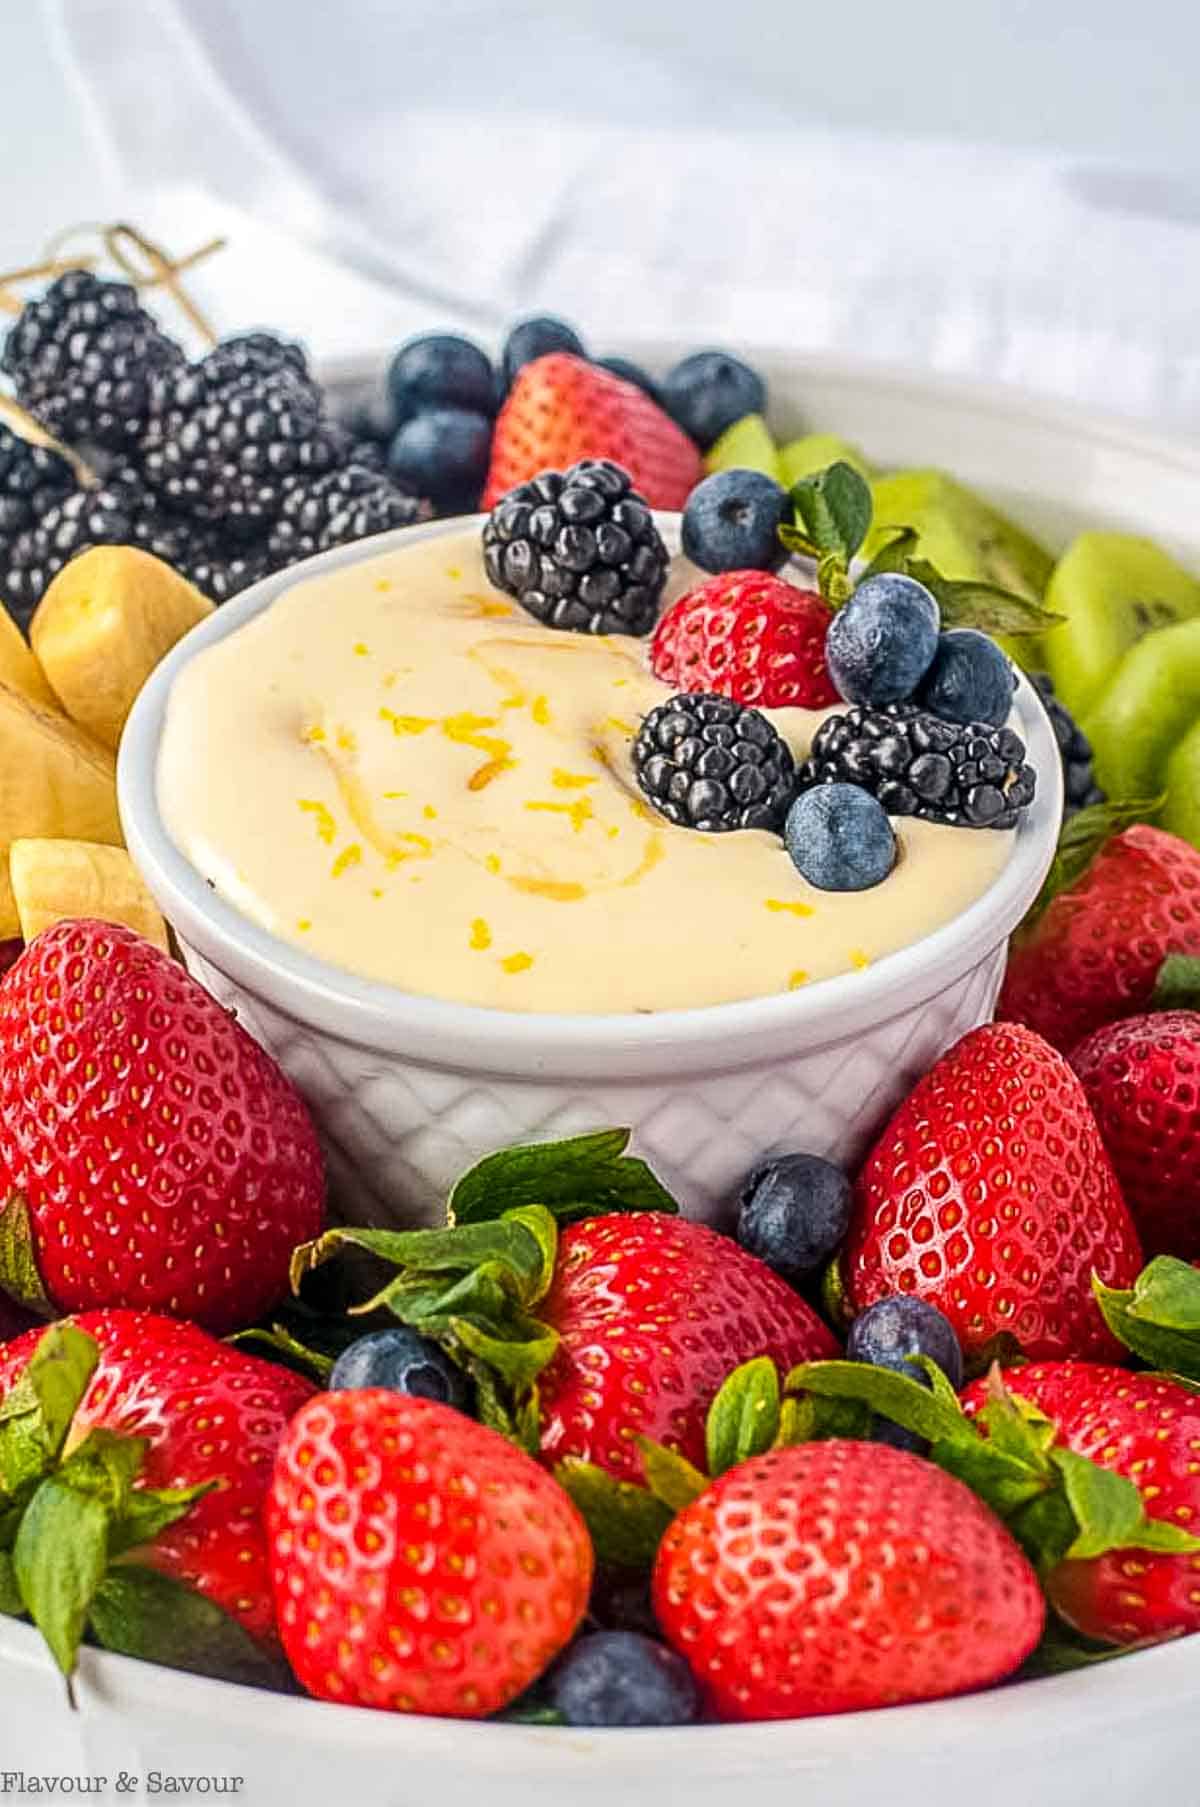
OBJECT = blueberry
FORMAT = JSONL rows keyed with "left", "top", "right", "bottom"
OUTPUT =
{"left": 847, "top": 1295, "right": 964, "bottom": 1451}
{"left": 917, "top": 628, "right": 1017, "bottom": 727}
{"left": 847, "top": 1295, "right": 964, "bottom": 1387}
{"left": 387, "top": 333, "right": 496, "bottom": 427}
{"left": 328, "top": 1328, "right": 473, "bottom": 1413}
{"left": 785, "top": 784, "right": 896, "bottom": 892}
{"left": 387, "top": 407, "right": 492, "bottom": 513}
{"left": 661, "top": 351, "right": 766, "bottom": 450}
{"left": 737, "top": 1153, "right": 853, "bottom": 1282}
{"left": 825, "top": 573, "right": 940, "bottom": 706}
{"left": 548, "top": 1631, "right": 699, "bottom": 1728}
{"left": 594, "top": 355, "right": 662, "bottom": 405}
{"left": 681, "top": 468, "right": 788, "bottom": 574}
{"left": 501, "top": 316, "right": 586, "bottom": 389}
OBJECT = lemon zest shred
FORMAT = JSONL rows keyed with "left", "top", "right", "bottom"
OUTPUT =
{"left": 500, "top": 952, "right": 534, "bottom": 974}
{"left": 380, "top": 709, "right": 436, "bottom": 736}
{"left": 469, "top": 918, "right": 492, "bottom": 951}
{"left": 298, "top": 800, "right": 337, "bottom": 844}
{"left": 765, "top": 897, "right": 815, "bottom": 919}
{"left": 551, "top": 769, "right": 597, "bottom": 791}
{"left": 331, "top": 844, "right": 363, "bottom": 878}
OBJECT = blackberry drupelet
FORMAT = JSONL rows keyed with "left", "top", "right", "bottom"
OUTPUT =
{"left": 1, "top": 270, "right": 183, "bottom": 451}
{"left": 1030, "top": 672, "right": 1104, "bottom": 814}
{"left": 0, "top": 423, "right": 77, "bottom": 538}
{"left": 139, "top": 365, "right": 344, "bottom": 534}
{"left": 483, "top": 459, "right": 669, "bottom": 636}
{"left": 266, "top": 464, "right": 425, "bottom": 565}
{"left": 633, "top": 691, "right": 796, "bottom": 832}
{"left": 799, "top": 702, "right": 1036, "bottom": 830}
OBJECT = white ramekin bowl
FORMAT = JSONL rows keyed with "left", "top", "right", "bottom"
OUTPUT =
{"left": 118, "top": 513, "right": 1062, "bottom": 1230}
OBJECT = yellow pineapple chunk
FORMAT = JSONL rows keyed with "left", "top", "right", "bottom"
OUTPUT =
{"left": 0, "top": 606, "right": 59, "bottom": 711}
{"left": 9, "top": 838, "right": 169, "bottom": 951}
{"left": 31, "top": 545, "right": 213, "bottom": 751}
{"left": 0, "top": 682, "right": 121, "bottom": 937}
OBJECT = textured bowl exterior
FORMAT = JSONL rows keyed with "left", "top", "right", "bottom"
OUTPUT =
{"left": 179, "top": 939, "right": 1009, "bottom": 1228}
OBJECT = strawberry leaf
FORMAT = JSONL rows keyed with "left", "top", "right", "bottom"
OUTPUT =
{"left": 637, "top": 1439, "right": 708, "bottom": 1512}
{"left": 229, "top": 1324, "right": 335, "bottom": 1384}
{"left": 1025, "top": 797, "right": 1164, "bottom": 923}
{"left": 553, "top": 1458, "right": 673, "bottom": 1570}
{"left": 785, "top": 1360, "right": 967, "bottom": 1445}
{"left": 448, "top": 1130, "right": 677, "bottom": 1227}
{"left": 88, "top": 1566, "right": 291, "bottom": 1690}
{"left": 859, "top": 527, "right": 920, "bottom": 583}
{"left": 789, "top": 463, "right": 873, "bottom": 566}
{"left": 0, "top": 1324, "right": 99, "bottom": 1495}
{"left": 1151, "top": 955, "right": 1200, "bottom": 1012}
{"left": 12, "top": 1477, "right": 110, "bottom": 1676}
{"left": 0, "top": 1191, "right": 52, "bottom": 1316}
{"left": 1020, "top": 1621, "right": 1157, "bottom": 1677}
{"left": 705, "top": 1358, "right": 781, "bottom": 1476}
{"left": 1094, "top": 1259, "right": 1200, "bottom": 1380}
{"left": 906, "top": 560, "right": 1064, "bottom": 637}
{"left": 778, "top": 1389, "right": 873, "bottom": 1445}
{"left": 1050, "top": 1445, "right": 1200, "bottom": 1561}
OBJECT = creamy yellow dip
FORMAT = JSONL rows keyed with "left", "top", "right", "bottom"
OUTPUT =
{"left": 156, "top": 529, "right": 1014, "bottom": 1013}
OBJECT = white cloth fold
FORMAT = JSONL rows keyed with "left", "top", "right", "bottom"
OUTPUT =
{"left": 45, "top": 0, "right": 1200, "bottom": 431}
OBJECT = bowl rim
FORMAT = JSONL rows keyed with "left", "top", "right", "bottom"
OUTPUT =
{"left": 117, "top": 513, "right": 1062, "bottom": 1076}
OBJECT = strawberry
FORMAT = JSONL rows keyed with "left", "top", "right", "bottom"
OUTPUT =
{"left": 962, "top": 1363, "right": 1200, "bottom": 1645}
{"left": 482, "top": 353, "right": 701, "bottom": 510}
{"left": 652, "top": 1438, "right": 1044, "bottom": 1720}
{"left": 267, "top": 1391, "right": 592, "bottom": 1716}
{"left": 0, "top": 1310, "right": 314, "bottom": 1671}
{"left": 296, "top": 1132, "right": 838, "bottom": 1490}
{"left": 650, "top": 570, "right": 838, "bottom": 709}
{"left": 842, "top": 1022, "right": 1143, "bottom": 1362}
{"left": 0, "top": 920, "right": 324, "bottom": 1333}
{"left": 1070, "top": 1010, "right": 1200, "bottom": 1260}
{"left": 536, "top": 1214, "right": 837, "bottom": 1483}
{"left": 998, "top": 824, "right": 1200, "bottom": 1053}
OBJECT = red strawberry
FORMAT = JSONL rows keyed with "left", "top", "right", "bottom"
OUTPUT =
{"left": 0, "top": 1309, "right": 314, "bottom": 1650}
{"left": 652, "top": 1438, "right": 1044, "bottom": 1720}
{"left": 483, "top": 353, "right": 701, "bottom": 510}
{"left": 650, "top": 570, "right": 838, "bottom": 709}
{"left": 267, "top": 1391, "right": 592, "bottom": 1716}
{"left": 0, "top": 920, "right": 324, "bottom": 1333}
{"left": 537, "top": 1214, "right": 837, "bottom": 1484}
{"left": 962, "top": 1363, "right": 1200, "bottom": 1645}
{"left": 842, "top": 1022, "right": 1142, "bottom": 1362}
{"left": 1069, "top": 1010, "right": 1200, "bottom": 1260}
{"left": 998, "top": 825, "right": 1200, "bottom": 1053}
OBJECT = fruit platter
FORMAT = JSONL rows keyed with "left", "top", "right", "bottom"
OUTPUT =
{"left": 0, "top": 230, "right": 1199, "bottom": 1805}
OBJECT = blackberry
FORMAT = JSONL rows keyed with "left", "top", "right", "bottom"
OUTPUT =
{"left": 180, "top": 537, "right": 273, "bottom": 605}
{"left": 0, "top": 422, "right": 77, "bottom": 537}
{"left": 633, "top": 692, "right": 796, "bottom": 832}
{"left": 266, "top": 465, "right": 425, "bottom": 565}
{"left": 1, "top": 270, "right": 183, "bottom": 451}
{"left": 1030, "top": 672, "right": 1104, "bottom": 814}
{"left": 483, "top": 460, "right": 669, "bottom": 636}
{"left": 139, "top": 365, "right": 344, "bottom": 534}
{"left": 799, "top": 702, "right": 1036, "bottom": 830}
{"left": 197, "top": 331, "right": 313, "bottom": 393}
{"left": 3, "top": 477, "right": 143, "bottom": 625}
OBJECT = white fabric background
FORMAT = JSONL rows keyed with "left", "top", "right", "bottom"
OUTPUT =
{"left": 14, "top": 0, "right": 1200, "bottom": 431}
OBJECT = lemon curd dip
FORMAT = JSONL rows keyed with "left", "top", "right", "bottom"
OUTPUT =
{"left": 155, "top": 529, "right": 1014, "bottom": 1014}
